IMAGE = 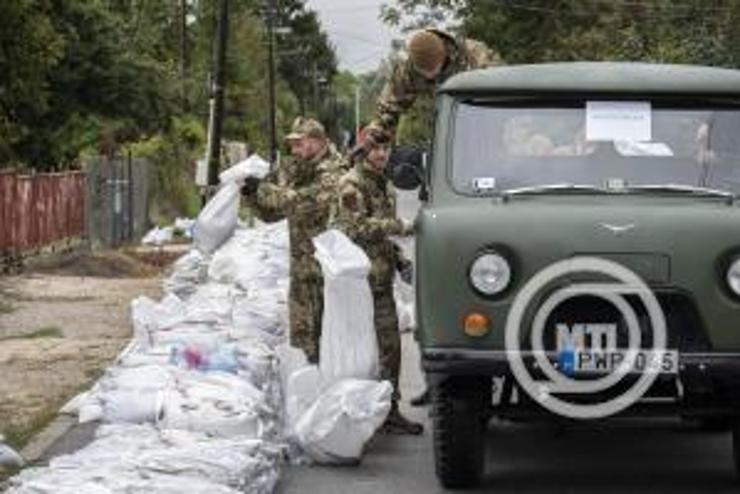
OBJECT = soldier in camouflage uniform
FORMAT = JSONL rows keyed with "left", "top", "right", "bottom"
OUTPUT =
{"left": 243, "top": 117, "right": 347, "bottom": 363}
{"left": 355, "top": 28, "right": 500, "bottom": 153}
{"left": 331, "top": 129, "right": 423, "bottom": 435}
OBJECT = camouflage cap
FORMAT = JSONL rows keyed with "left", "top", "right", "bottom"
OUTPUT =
{"left": 407, "top": 30, "right": 447, "bottom": 74}
{"left": 285, "top": 117, "right": 326, "bottom": 141}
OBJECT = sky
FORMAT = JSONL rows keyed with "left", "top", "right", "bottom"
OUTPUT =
{"left": 305, "top": 0, "right": 402, "bottom": 74}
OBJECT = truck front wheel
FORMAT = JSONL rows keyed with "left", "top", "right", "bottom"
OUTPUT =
{"left": 432, "top": 375, "right": 491, "bottom": 488}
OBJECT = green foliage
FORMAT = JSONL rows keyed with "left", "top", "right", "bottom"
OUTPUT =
{"left": 0, "top": 0, "right": 65, "bottom": 165}
{"left": 1, "top": 0, "right": 335, "bottom": 171}
{"left": 276, "top": 0, "right": 339, "bottom": 116}
{"left": 383, "top": 0, "right": 740, "bottom": 67}
{"left": 1, "top": 0, "right": 337, "bottom": 215}
{"left": 380, "top": 0, "right": 740, "bottom": 145}
{"left": 129, "top": 116, "right": 206, "bottom": 220}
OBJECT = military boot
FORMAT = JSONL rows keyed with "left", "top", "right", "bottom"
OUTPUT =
{"left": 379, "top": 405, "right": 424, "bottom": 435}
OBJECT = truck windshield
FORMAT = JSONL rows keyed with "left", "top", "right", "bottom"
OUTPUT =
{"left": 451, "top": 101, "right": 740, "bottom": 195}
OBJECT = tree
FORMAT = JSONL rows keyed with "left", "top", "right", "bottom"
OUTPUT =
{"left": 379, "top": 0, "right": 740, "bottom": 145}
{"left": 0, "top": 0, "right": 65, "bottom": 164}
{"left": 274, "top": 0, "right": 338, "bottom": 116}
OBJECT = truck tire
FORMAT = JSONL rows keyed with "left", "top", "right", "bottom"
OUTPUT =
{"left": 732, "top": 417, "right": 740, "bottom": 475}
{"left": 432, "top": 376, "right": 491, "bottom": 488}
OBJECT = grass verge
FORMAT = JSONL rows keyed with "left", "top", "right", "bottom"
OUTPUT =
{"left": 0, "top": 327, "right": 64, "bottom": 342}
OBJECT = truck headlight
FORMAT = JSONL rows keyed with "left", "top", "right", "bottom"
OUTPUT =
{"left": 727, "top": 258, "right": 740, "bottom": 295}
{"left": 470, "top": 253, "right": 511, "bottom": 295}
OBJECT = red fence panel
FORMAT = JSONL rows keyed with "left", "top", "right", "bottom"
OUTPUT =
{"left": 0, "top": 170, "right": 86, "bottom": 256}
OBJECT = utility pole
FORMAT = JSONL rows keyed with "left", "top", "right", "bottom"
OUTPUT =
{"left": 205, "top": 0, "right": 229, "bottom": 189}
{"left": 266, "top": 0, "right": 278, "bottom": 164}
{"left": 179, "top": 0, "right": 188, "bottom": 110}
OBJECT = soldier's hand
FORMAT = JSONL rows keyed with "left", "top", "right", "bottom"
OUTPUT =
{"left": 350, "top": 141, "right": 371, "bottom": 163}
{"left": 240, "top": 177, "right": 261, "bottom": 196}
{"left": 350, "top": 128, "right": 387, "bottom": 162}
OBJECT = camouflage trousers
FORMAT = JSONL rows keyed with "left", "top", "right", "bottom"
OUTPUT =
{"left": 288, "top": 276, "right": 324, "bottom": 363}
{"left": 373, "top": 286, "right": 401, "bottom": 402}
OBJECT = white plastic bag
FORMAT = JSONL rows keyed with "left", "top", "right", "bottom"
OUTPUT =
{"left": 141, "top": 226, "right": 175, "bottom": 246}
{"left": 293, "top": 379, "right": 392, "bottom": 464}
{"left": 193, "top": 182, "right": 240, "bottom": 254}
{"left": 285, "top": 365, "right": 321, "bottom": 430}
{"left": 219, "top": 154, "right": 270, "bottom": 184}
{"left": 0, "top": 439, "right": 25, "bottom": 468}
{"left": 313, "top": 230, "right": 379, "bottom": 381}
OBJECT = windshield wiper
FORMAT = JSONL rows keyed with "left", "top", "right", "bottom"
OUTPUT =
{"left": 502, "top": 183, "right": 610, "bottom": 197}
{"left": 626, "top": 184, "right": 735, "bottom": 199}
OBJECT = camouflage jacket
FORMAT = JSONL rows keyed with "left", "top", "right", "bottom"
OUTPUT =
{"left": 369, "top": 29, "right": 501, "bottom": 139}
{"left": 244, "top": 145, "right": 347, "bottom": 280}
{"left": 331, "top": 161, "right": 405, "bottom": 290}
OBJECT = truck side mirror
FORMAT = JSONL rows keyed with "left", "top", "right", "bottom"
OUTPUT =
{"left": 389, "top": 146, "right": 426, "bottom": 192}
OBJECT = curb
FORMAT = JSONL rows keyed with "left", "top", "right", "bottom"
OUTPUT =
{"left": 19, "top": 414, "right": 77, "bottom": 465}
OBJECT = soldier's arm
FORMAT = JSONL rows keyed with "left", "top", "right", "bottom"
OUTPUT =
{"left": 332, "top": 182, "right": 403, "bottom": 241}
{"left": 368, "top": 60, "right": 419, "bottom": 139}
{"left": 242, "top": 170, "right": 293, "bottom": 222}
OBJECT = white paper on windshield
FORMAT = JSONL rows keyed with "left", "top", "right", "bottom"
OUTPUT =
{"left": 586, "top": 101, "right": 652, "bottom": 142}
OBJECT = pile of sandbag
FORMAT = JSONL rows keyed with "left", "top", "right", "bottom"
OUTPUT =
{"left": 8, "top": 159, "right": 398, "bottom": 492}
{"left": 10, "top": 158, "right": 291, "bottom": 492}
{"left": 6, "top": 425, "right": 280, "bottom": 494}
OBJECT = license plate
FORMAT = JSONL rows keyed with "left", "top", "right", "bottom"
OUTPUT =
{"left": 559, "top": 349, "right": 679, "bottom": 375}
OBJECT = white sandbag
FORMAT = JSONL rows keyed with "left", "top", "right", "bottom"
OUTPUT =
{"left": 313, "top": 229, "right": 371, "bottom": 278}
{"left": 193, "top": 182, "right": 240, "bottom": 254}
{"left": 7, "top": 425, "right": 279, "bottom": 494}
{"left": 77, "top": 365, "right": 173, "bottom": 424}
{"left": 285, "top": 365, "right": 321, "bottom": 430}
{"left": 159, "top": 372, "right": 275, "bottom": 439}
{"left": 293, "top": 379, "right": 392, "bottom": 464}
{"left": 142, "top": 226, "right": 175, "bottom": 246}
{"left": 173, "top": 217, "right": 195, "bottom": 238}
{"left": 313, "top": 230, "right": 379, "bottom": 381}
{"left": 219, "top": 154, "right": 270, "bottom": 184}
{"left": 163, "top": 249, "right": 208, "bottom": 299}
{"left": 102, "top": 390, "right": 164, "bottom": 424}
{"left": 0, "top": 439, "right": 24, "bottom": 468}
{"left": 232, "top": 293, "right": 286, "bottom": 346}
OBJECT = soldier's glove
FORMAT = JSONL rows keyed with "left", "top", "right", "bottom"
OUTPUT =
{"left": 283, "top": 188, "right": 299, "bottom": 208}
{"left": 350, "top": 128, "right": 387, "bottom": 163}
{"left": 397, "top": 258, "right": 414, "bottom": 285}
{"left": 241, "top": 177, "right": 261, "bottom": 196}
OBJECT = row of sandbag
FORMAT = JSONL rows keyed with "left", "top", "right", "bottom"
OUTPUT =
{"left": 7, "top": 160, "right": 397, "bottom": 492}
{"left": 8, "top": 425, "right": 281, "bottom": 494}
{"left": 6, "top": 221, "right": 291, "bottom": 494}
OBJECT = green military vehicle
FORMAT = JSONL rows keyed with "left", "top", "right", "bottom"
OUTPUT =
{"left": 394, "top": 62, "right": 740, "bottom": 488}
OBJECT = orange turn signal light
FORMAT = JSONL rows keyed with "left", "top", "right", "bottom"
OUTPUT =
{"left": 463, "top": 312, "right": 490, "bottom": 337}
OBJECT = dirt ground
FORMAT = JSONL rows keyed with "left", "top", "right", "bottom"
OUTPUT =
{"left": 0, "top": 251, "right": 165, "bottom": 449}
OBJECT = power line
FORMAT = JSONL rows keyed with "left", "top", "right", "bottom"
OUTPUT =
{"left": 478, "top": 0, "right": 735, "bottom": 17}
